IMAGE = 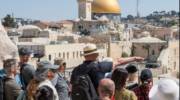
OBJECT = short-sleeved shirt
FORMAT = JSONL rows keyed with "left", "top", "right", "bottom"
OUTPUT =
{"left": 114, "top": 88, "right": 137, "bottom": 100}
{"left": 71, "top": 60, "right": 112, "bottom": 90}
{"left": 132, "top": 84, "right": 152, "bottom": 100}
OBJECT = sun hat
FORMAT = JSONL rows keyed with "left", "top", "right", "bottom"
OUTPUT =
{"left": 54, "top": 58, "right": 66, "bottom": 66}
{"left": 34, "top": 61, "right": 59, "bottom": 81}
{"left": 81, "top": 44, "right": 99, "bottom": 56}
{"left": 149, "top": 79, "right": 179, "bottom": 100}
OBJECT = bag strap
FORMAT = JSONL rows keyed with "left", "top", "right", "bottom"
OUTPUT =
{"left": 3, "top": 77, "right": 10, "bottom": 100}
{"left": 20, "top": 64, "right": 26, "bottom": 90}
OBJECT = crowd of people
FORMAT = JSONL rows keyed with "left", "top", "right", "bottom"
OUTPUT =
{"left": 0, "top": 44, "right": 179, "bottom": 100}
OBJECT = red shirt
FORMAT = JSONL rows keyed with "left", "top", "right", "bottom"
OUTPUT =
{"left": 132, "top": 84, "right": 152, "bottom": 100}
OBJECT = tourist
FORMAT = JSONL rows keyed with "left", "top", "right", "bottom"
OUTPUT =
{"left": 111, "top": 68, "right": 137, "bottom": 100}
{"left": 98, "top": 78, "right": 115, "bottom": 100}
{"left": 71, "top": 44, "right": 113, "bottom": 91}
{"left": 27, "top": 61, "right": 59, "bottom": 100}
{"left": 53, "top": 58, "right": 70, "bottom": 100}
{"left": 126, "top": 64, "right": 138, "bottom": 90}
{"left": 18, "top": 47, "right": 35, "bottom": 90}
{"left": 3, "top": 59, "right": 22, "bottom": 100}
{"left": 132, "top": 69, "right": 153, "bottom": 100}
{"left": 149, "top": 79, "right": 179, "bottom": 100}
{"left": 71, "top": 44, "right": 113, "bottom": 100}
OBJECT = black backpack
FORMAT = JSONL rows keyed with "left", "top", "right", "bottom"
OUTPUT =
{"left": 71, "top": 74, "right": 98, "bottom": 100}
{"left": 71, "top": 63, "right": 98, "bottom": 100}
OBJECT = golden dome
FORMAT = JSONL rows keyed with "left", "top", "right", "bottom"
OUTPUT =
{"left": 92, "top": 0, "right": 121, "bottom": 14}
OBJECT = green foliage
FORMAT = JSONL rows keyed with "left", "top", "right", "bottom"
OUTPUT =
{"left": 127, "top": 15, "right": 134, "bottom": 20}
{"left": 121, "top": 52, "right": 129, "bottom": 57}
{"left": 2, "top": 14, "right": 16, "bottom": 28}
{"left": 167, "top": 20, "right": 178, "bottom": 27}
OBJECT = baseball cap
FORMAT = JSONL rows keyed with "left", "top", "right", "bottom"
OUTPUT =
{"left": 140, "top": 68, "right": 152, "bottom": 81}
{"left": 18, "top": 47, "right": 32, "bottom": 56}
{"left": 34, "top": 61, "right": 59, "bottom": 81}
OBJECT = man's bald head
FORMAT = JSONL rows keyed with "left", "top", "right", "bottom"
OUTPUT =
{"left": 98, "top": 78, "right": 115, "bottom": 99}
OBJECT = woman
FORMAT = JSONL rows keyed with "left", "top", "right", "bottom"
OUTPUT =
{"left": 111, "top": 68, "right": 137, "bottom": 100}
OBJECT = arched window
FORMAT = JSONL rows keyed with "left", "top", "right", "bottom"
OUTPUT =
{"left": 59, "top": 53, "right": 61, "bottom": 57}
{"left": 67, "top": 52, "right": 69, "bottom": 59}
{"left": 48, "top": 55, "right": 51, "bottom": 61}
{"left": 152, "top": 50, "right": 155, "bottom": 55}
{"left": 73, "top": 52, "right": 75, "bottom": 58}
{"left": 77, "top": 51, "right": 79, "bottom": 58}
{"left": 63, "top": 52, "right": 65, "bottom": 59}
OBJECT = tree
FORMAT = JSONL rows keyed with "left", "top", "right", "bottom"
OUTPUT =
{"left": 160, "top": 11, "right": 166, "bottom": 16}
{"left": 153, "top": 11, "right": 159, "bottom": 16}
{"left": 170, "top": 10, "right": 177, "bottom": 16}
{"left": 127, "top": 15, "right": 134, "bottom": 20}
{"left": 2, "top": 14, "right": 16, "bottom": 27}
{"left": 167, "top": 20, "right": 178, "bottom": 27}
{"left": 121, "top": 52, "right": 129, "bottom": 57}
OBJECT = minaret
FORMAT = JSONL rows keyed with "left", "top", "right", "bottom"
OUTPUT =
{"left": 136, "top": 0, "right": 140, "bottom": 18}
{"left": 77, "top": 0, "right": 93, "bottom": 20}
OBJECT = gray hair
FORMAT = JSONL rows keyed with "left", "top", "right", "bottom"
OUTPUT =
{"left": 3, "top": 59, "right": 17, "bottom": 73}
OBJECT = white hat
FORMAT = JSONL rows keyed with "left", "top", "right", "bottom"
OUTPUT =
{"left": 149, "top": 79, "right": 179, "bottom": 100}
{"left": 81, "top": 44, "right": 99, "bottom": 56}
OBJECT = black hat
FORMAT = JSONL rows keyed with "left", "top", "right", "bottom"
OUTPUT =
{"left": 18, "top": 48, "right": 32, "bottom": 56}
{"left": 140, "top": 69, "right": 152, "bottom": 81}
{"left": 126, "top": 64, "right": 138, "bottom": 74}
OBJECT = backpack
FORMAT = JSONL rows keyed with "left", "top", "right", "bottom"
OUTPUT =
{"left": 71, "top": 74, "right": 98, "bottom": 100}
{"left": 0, "top": 69, "right": 6, "bottom": 100}
{"left": 71, "top": 62, "right": 98, "bottom": 100}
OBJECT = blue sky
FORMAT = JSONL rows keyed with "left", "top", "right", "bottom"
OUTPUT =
{"left": 0, "top": 0, "right": 179, "bottom": 21}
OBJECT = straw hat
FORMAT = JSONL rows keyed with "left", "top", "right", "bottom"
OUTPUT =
{"left": 81, "top": 44, "right": 99, "bottom": 56}
{"left": 149, "top": 79, "right": 179, "bottom": 100}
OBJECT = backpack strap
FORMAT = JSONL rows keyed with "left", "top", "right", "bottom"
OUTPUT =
{"left": 3, "top": 77, "right": 11, "bottom": 100}
{"left": 20, "top": 64, "right": 26, "bottom": 90}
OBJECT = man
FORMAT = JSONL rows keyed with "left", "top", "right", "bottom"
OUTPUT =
{"left": 126, "top": 64, "right": 139, "bottom": 90}
{"left": 98, "top": 78, "right": 115, "bottom": 100}
{"left": 18, "top": 47, "right": 35, "bottom": 90}
{"left": 3, "top": 59, "right": 22, "bottom": 100}
{"left": 53, "top": 58, "right": 70, "bottom": 100}
{"left": 27, "top": 61, "right": 59, "bottom": 100}
{"left": 71, "top": 44, "right": 113, "bottom": 100}
{"left": 133, "top": 69, "right": 153, "bottom": 100}
{"left": 71, "top": 44, "right": 113, "bottom": 91}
